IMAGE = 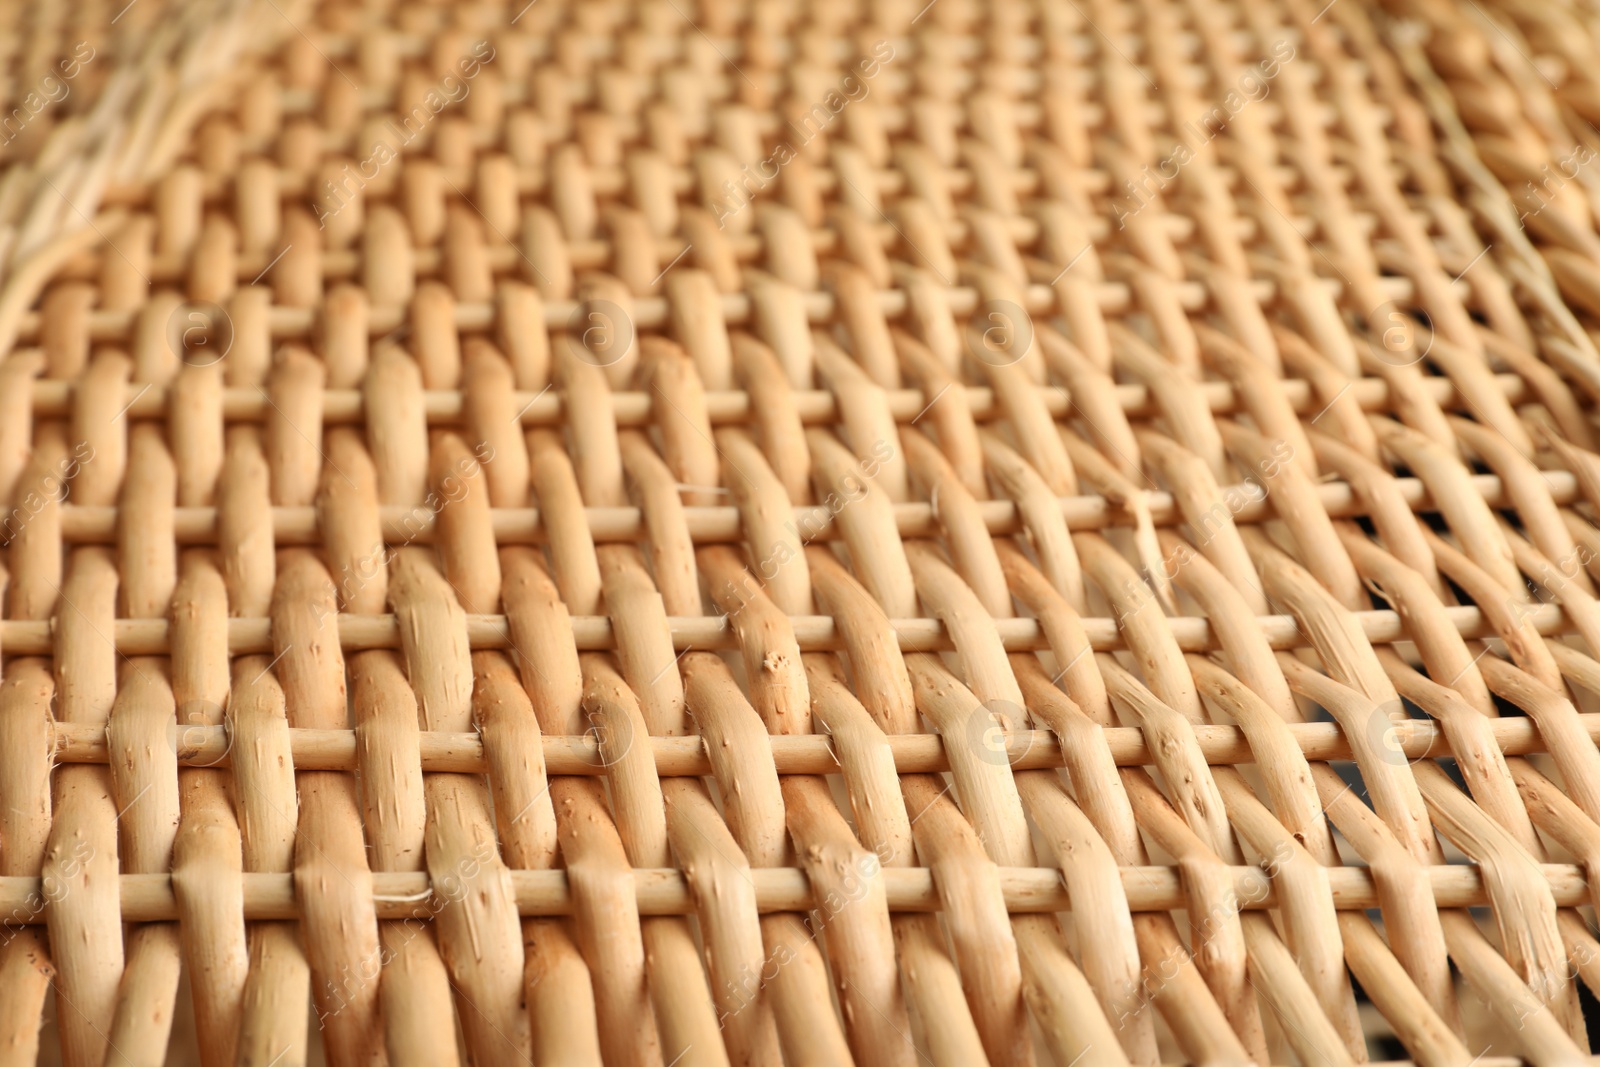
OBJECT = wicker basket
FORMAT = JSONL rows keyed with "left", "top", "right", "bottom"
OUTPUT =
{"left": 7, "top": 0, "right": 1600, "bottom": 1063}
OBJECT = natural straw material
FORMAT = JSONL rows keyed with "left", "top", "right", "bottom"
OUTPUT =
{"left": 8, "top": 0, "right": 1600, "bottom": 1064}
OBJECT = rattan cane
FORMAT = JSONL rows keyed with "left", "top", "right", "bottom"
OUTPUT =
{"left": 6, "top": 0, "right": 1600, "bottom": 1063}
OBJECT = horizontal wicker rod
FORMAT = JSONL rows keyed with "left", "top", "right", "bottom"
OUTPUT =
{"left": 0, "top": 863, "right": 1587, "bottom": 923}
{"left": 29, "top": 371, "right": 1527, "bottom": 426}
{"left": 45, "top": 715, "right": 1600, "bottom": 774}
{"left": 100, "top": 154, "right": 1315, "bottom": 231}
{"left": 129, "top": 47, "right": 1315, "bottom": 131}
{"left": 311, "top": 30, "right": 1138, "bottom": 63}
{"left": 41, "top": 466, "right": 1576, "bottom": 545}
{"left": 0, "top": 603, "right": 1572, "bottom": 655}
{"left": 122, "top": 208, "right": 1192, "bottom": 278}
{"left": 132, "top": 209, "right": 1245, "bottom": 279}
{"left": 160, "top": 25, "right": 1257, "bottom": 70}
{"left": 109, "top": 152, "right": 1094, "bottom": 210}
{"left": 115, "top": 194, "right": 1409, "bottom": 283}
{"left": 95, "top": 93, "right": 1401, "bottom": 220}
{"left": 15, "top": 271, "right": 1442, "bottom": 342}
{"left": 97, "top": 74, "right": 1373, "bottom": 203}
{"left": 116, "top": 188, "right": 1428, "bottom": 295}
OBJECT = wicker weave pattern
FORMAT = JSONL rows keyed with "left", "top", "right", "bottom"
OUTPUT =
{"left": 6, "top": 0, "right": 1600, "bottom": 1063}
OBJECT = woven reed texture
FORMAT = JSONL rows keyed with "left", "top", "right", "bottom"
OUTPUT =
{"left": 11, "top": 0, "right": 1600, "bottom": 1063}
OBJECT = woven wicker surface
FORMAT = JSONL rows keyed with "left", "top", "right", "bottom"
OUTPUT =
{"left": 9, "top": 0, "right": 1600, "bottom": 1063}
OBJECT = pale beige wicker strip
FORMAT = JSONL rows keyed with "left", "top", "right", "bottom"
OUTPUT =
{"left": 9, "top": 0, "right": 1600, "bottom": 1064}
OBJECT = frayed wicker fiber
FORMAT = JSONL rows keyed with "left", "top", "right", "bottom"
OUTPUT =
{"left": 10, "top": 0, "right": 1600, "bottom": 1063}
